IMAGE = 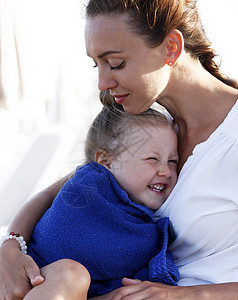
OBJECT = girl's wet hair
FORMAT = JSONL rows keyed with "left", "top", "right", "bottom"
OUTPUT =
{"left": 84, "top": 103, "right": 173, "bottom": 164}
{"left": 86, "top": 0, "right": 237, "bottom": 92}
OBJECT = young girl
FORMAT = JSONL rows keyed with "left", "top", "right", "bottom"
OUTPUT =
{"left": 2, "top": 103, "right": 179, "bottom": 299}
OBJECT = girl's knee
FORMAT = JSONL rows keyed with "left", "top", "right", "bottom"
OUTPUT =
{"left": 24, "top": 260, "right": 91, "bottom": 300}
{"left": 42, "top": 259, "right": 91, "bottom": 290}
{"left": 62, "top": 259, "right": 91, "bottom": 286}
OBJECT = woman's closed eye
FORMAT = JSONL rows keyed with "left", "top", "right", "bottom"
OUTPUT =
{"left": 92, "top": 59, "right": 98, "bottom": 68}
{"left": 92, "top": 60, "right": 124, "bottom": 70}
{"left": 110, "top": 61, "right": 125, "bottom": 70}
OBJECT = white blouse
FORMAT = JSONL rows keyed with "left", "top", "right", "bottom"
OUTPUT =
{"left": 155, "top": 100, "right": 238, "bottom": 285}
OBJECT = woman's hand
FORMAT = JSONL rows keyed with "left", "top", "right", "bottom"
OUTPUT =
{"left": 111, "top": 278, "right": 238, "bottom": 300}
{"left": 0, "top": 173, "right": 73, "bottom": 299}
{"left": 0, "top": 240, "right": 44, "bottom": 299}
{"left": 111, "top": 278, "right": 180, "bottom": 300}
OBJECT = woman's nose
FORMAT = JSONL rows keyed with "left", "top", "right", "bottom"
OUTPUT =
{"left": 98, "top": 69, "right": 117, "bottom": 91}
{"left": 157, "top": 161, "right": 171, "bottom": 177}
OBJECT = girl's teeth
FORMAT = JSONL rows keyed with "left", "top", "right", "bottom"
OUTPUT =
{"left": 149, "top": 184, "right": 164, "bottom": 192}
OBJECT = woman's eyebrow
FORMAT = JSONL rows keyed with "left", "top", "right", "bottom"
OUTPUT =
{"left": 97, "top": 50, "right": 122, "bottom": 59}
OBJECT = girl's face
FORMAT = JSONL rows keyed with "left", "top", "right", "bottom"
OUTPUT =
{"left": 85, "top": 14, "right": 171, "bottom": 114}
{"left": 109, "top": 123, "right": 178, "bottom": 210}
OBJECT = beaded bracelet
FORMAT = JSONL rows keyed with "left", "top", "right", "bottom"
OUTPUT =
{"left": 0, "top": 232, "right": 27, "bottom": 254}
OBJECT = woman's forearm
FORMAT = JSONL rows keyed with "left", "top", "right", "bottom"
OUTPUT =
{"left": 193, "top": 282, "right": 238, "bottom": 300}
{"left": 175, "top": 282, "right": 238, "bottom": 300}
{"left": 111, "top": 279, "right": 238, "bottom": 300}
{"left": 7, "top": 171, "right": 74, "bottom": 242}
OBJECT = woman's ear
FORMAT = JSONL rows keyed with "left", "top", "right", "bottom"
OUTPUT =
{"left": 165, "top": 29, "right": 184, "bottom": 66}
{"left": 95, "top": 150, "right": 112, "bottom": 169}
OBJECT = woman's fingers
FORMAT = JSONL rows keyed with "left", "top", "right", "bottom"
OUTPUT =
{"left": 13, "top": 256, "right": 43, "bottom": 298}
{"left": 25, "top": 260, "right": 45, "bottom": 286}
{"left": 122, "top": 278, "right": 142, "bottom": 286}
{"left": 0, "top": 242, "right": 44, "bottom": 299}
{"left": 112, "top": 281, "right": 178, "bottom": 300}
{"left": 112, "top": 281, "right": 147, "bottom": 300}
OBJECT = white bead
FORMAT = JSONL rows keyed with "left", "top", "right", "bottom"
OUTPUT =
{"left": 0, "top": 233, "right": 27, "bottom": 254}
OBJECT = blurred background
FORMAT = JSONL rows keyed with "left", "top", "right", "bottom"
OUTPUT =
{"left": 0, "top": 0, "right": 237, "bottom": 233}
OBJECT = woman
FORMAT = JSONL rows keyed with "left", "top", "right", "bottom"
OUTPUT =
{"left": 1, "top": 0, "right": 238, "bottom": 299}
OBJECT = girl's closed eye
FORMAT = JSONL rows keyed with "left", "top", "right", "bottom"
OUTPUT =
{"left": 146, "top": 157, "right": 159, "bottom": 162}
{"left": 168, "top": 159, "right": 179, "bottom": 165}
{"left": 146, "top": 157, "right": 179, "bottom": 165}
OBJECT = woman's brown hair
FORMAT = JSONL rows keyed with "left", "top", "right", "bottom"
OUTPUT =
{"left": 86, "top": 0, "right": 237, "bottom": 90}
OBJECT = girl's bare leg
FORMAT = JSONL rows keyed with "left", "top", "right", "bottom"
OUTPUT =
{"left": 23, "top": 259, "right": 91, "bottom": 300}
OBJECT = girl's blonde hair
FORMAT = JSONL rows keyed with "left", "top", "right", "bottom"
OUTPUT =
{"left": 85, "top": 103, "right": 173, "bottom": 164}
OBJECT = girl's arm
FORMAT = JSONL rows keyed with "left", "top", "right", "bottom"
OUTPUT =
{"left": 0, "top": 172, "right": 74, "bottom": 300}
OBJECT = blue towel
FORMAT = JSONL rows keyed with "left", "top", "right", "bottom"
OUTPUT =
{"left": 28, "top": 162, "right": 179, "bottom": 297}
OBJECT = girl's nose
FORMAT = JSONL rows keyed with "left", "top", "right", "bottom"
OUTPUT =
{"left": 157, "top": 161, "right": 171, "bottom": 177}
{"left": 98, "top": 69, "right": 117, "bottom": 91}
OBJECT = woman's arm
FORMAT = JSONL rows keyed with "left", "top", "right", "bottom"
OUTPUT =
{"left": 0, "top": 171, "right": 74, "bottom": 300}
{"left": 111, "top": 278, "right": 238, "bottom": 300}
{"left": 8, "top": 171, "right": 74, "bottom": 241}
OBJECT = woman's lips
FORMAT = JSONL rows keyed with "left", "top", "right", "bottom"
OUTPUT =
{"left": 112, "top": 94, "right": 129, "bottom": 105}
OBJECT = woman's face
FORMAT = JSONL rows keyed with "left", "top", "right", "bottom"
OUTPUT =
{"left": 85, "top": 14, "right": 171, "bottom": 114}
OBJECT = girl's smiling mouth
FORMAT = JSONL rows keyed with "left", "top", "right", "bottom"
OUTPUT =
{"left": 148, "top": 183, "right": 166, "bottom": 193}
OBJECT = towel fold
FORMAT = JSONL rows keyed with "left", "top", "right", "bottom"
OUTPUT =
{"left": 28, "top": 162, "right": 179, "bottom": 297}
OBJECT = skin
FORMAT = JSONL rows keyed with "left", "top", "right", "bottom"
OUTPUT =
{"left": 108, "top": 124, "right": 178, "bottom": 210}
{"left": 1, "top": 12, "right": 238, "bottom": 300}
{"left": 85, "top": 14, "right": 172, "bottom": 114}
{"left": 23, "top": 259, "right": 90, "bottom": 300}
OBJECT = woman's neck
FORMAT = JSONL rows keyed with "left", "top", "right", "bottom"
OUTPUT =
{"left": 158, "top": 57, "right": 238, "bottom": 170}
